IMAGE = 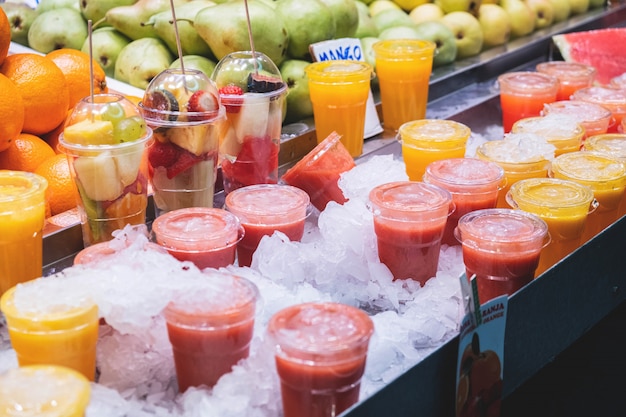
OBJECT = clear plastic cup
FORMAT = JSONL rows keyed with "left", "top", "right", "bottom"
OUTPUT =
{"left": 281, "top": 131, "right": 355, "bottom": 212}
{"left": 423, "top": 158, "right": 504, "bottom": 246}
{"left": 372, "top": 39, "right": 436, "bottom": 131}
{"left": 583, "top": 133, "right": 626, "bottom": 216}
{"left": 398, "top": 119, "right": 470, "bottom": 181}
{"left": 211, "top": 51, "right": 287, "bottom": 194}
{"left": 151, "top": 207, "right": 244, "bottom": 269}
{"left": 455, "top": 208, "right": 549, "bottom": 303}
{"left": 164, "top": 273, "right": 259, "bottom": 392}
{"left": 369, "top": 181, "right": 452, "bottom": 284}
{"left": 0, "top": 170, "right": 47, "bottom": 295}
{"left": 59, "top": 93, "right": 153, "bottom": 246}
{"left": 140, "top": 68, "right": 224, "bottom": 216}
{"left": 224, "top": 184, "right": 310, "bottom": 267}
{"left": 73, "top": 239, "right": 164, "bottom": 265}
{"left": 536, "top": 61, "right": 596, "bottom": 101}
{"left": 542, "top": 100, "right": 613, "bottom": 139}
{"left": 572, "top": 86, "right": 626, "bottom": 134}
{"left": 268, "top": 302, "right": 374, "bottom": 417}
{"left": 511, "top": 115, "right": 585, "bottom": 156}
{"left": 609, "top": 72, "right": 626, "bottom": 90}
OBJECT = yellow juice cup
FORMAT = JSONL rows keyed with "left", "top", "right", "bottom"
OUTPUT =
{"left": 0, "top": 284, "right": 99, "bottom": 381}
{"left": 0, "top": 170, "right": 47, "bottom": 296}
{"left": 506, "top": 178, "right": 595, "bottom": 276}
{"left": 305, "top": 60, "right": 373, "bottom": 158}
{"left": 550, "top": 151, "right": 626, "bottom": 243}
{"left": 398, "top": 119, "right": 470, "bottom": 181}
{"left": 512, "top": 115, "right": 585, "bottom": 156}
{"left": 372, "top": 39, "right": 436, "bottom": 131}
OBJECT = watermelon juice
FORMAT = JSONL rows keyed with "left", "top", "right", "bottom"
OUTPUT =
{"left": 572, "top": 86, "right": 626, "bottom": 134}
{"left": 536, "top": 61, "right": 596, "bottom": 101}
{"left": 542, "top": 100, "right": 613, "bottom": 139}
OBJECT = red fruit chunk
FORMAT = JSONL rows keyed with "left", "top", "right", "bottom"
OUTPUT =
{"left": 148, "top": 140, "right": 180, "bottom": 168}
{"left": 221, "top": 135, "right": 279, "bottom": 192}
{"left": 219, "top": 85, "right": 244, "bottom": 114}
{"left": 219, "top": 85, "right": 244, "bottom": 95}
{"left": 186, "top": 90, "right": 219, "bottom": 121}
{"left": 166, "top": 149, "right": 204, "bottom": 179}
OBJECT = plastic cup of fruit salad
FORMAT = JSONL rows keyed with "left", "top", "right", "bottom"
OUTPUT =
{"left": 140, "top": 68, "right": 225, "bottom": 217}
{"left": 59, "top": 93, "right": 153, "bottom": 247}
{"left": 211, "top": 51, "right": 288, "bottom": 195}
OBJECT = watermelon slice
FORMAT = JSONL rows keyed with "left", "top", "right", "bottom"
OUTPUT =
{"left": 552, "top": 28, "right": 626, "bottom": 85}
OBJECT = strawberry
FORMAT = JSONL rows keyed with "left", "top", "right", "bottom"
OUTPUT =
{"left": 219, "top": 85, "right": 244, "bottom": 114}
{"left": 166, "top": 149, "right": 203, "bottom": 179}
{"left": 186, "top": 90, "right": 219, "bottom": 121}
{"left": 148, "top": 140, "right": 180, "bottom": 168}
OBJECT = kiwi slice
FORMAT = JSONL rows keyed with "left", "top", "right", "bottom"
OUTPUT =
{"left": 247, "top": 72, "right": 284, "bottom": 93}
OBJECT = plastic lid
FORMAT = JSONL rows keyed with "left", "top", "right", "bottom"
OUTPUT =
{"left": 536, "top": 61, "right": 596, "bottom": 83}
{"left": 424, "top": 158, "right": 504, "bottom": 190}
{"left": 543, "top": 100, "right": 613, "bottom": 122}
{"left": 369, "top": 181, "right": 452, "bottom": 214}
{"left": 225, "top": 184, "right": 310, "bottom": 223}
{"left": 507, "top": 178, "right": 595, "bottom": 209}
{"left": 0, "top": 171, "right": 47, "bottom": 204}
{"left": 584, "top": 134, "right": 626, "bottom": 160}
{"left": 551, "top": 151, "right": 626, "bottom": 182}
{"left": 456, "top": 208, "right": 548, "bottom": 244}
{"left": 497, "top": 71, "right": 559, "bottom": 92}
{"left": 398, "top": 119, "right": 471, "bottom": 144}
{"left": 211, "top": 50, "right": 286, "bottom": 96}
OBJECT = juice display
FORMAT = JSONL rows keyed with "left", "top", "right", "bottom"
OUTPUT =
{"left": 497, "top": 71, "right": 559, "bottom": 133}
{"left": 542, "top": 100, "right": 613, "bottom": 139}
{"left": 511, "top": 115, "right": 585, "bottom": 155}
{"left": 536, "top": 61, "right": 596, "bottom": 100}
{"left": 0, "top": 170, "right": 47, "bottom": 295}
{"left": 572, "top": 86, "right": 626, "bottom": 133}
{"left": 281, "top": 131, "right": 355, "bottom": 212}
{"left": 506, "top": 178, "right": 595, "bottom": 276}
{"left": 268, "top": 302, "right": 374, "bottom": 417}
{"left": 398, "top": 119, "right": 470, "bottom": 181}
{"left": 305, "top": 60, "right": 373, "bottom": 157}
{"left": 369, "top": 181, "right": 452, "bottom": 284}
{"left": 372, "top": 39, "right": 436, "bottom": 131}
{"left": 583, "top": 133, "right": 626, "bottom": 216}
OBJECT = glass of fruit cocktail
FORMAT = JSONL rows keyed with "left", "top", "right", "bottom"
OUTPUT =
{"left": 140, "top": 68, "right": 225, "bottom": 216}
{"left": 59, "top": 93, "right": 153, "bottom": 247}
{"left": 211, "top": 51, "right": 287, "bottom": 194}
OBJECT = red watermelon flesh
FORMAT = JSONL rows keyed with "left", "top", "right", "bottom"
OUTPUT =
{"left": 552, "top": 28, "right": 626, "bottom": 85}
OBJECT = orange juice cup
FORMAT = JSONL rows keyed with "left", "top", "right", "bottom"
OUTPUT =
{"left": 550, "top": 151, "right": 626, "bottom": 243}
{"left": 506, "top": 178, "right": 595, "bottom": 276}
{"left": 536, "top": 61, "right": 596, "bottom": 101}
{"left": 0, "top": 284, "right": 99, "bottom": 381}
{"left": 498, "top": 71, "right": 559, "bottom": 133}
{"left": 511, "top": 115, "right": 585, "bottom": 155}
{"left": 305, "top": 60, "right": 373, "bottom": 158}
{"left": 0, "top": 171, "right": 47, "bottom": 296}
{"left": 0, "top": 365, "right": 91, "bottom": 417}
{"left": 398, "top": 119, "right": 470, "bottom": 181}
{"left": 572, "top": 86, "right": 626, "bottom": 134}
{"left": 542, "top": 100, "right": 613, "bottom": 139}
{"left": 372, "top": 39, "right": 436, "bottom": 131}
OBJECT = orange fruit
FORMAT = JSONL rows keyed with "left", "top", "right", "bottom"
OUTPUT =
{"left": 0, "top": 133, "right": 56, "bottom": 172}
{"left": 0, "top": 73, "right": 25, "bottom": 152}
{"left": 47, "top": 48, "right": 108, "bottom": 109}
{"left": 0, "top": 8, "right": 9, "bottom": 66}
{"left": 42, "top": 109, "right": 71, "bottom": 154}
{"left": 0, "top": 53, "right": 70, "bottom": 136}
{"left": 34, "top": 154, "right": 79, "bottom": 217}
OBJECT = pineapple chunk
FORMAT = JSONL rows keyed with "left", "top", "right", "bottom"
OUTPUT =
{"left": 63, "top": 119, "right": 116, "bottom": 146}
{"left": 163, "top": 125, "right": 214, "bottom": 156}
{"left": 74, "top": 152, "right": 124, "bottom": 201}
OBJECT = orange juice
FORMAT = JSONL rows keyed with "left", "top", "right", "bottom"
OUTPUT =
{"left": 512, "top": 115, "right": 585, "bottom": 156}
{"left": 536, "top": 61, "right": 596, "bottom": 101}
{"left": 398, "top": 119, "right": 470, "bottom": 181}
{"left": 305, "top": 60, "right": 373, "bottom": 157}
{"left": 372, "top": 39, "right": 436, "bottom": 131}
{"left": 0, "top": 171, "right": 48, "bottom": 296}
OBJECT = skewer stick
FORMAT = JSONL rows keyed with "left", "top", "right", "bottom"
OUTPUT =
{"left": 243, "top": 0, "right": 258, "bottom": 75}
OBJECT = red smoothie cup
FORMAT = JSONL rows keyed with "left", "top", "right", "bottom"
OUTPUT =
{"left": 151, "top": 207, "right": 243, "bottom": 269}
{"left": 572, "top": 86, "right": 626, "bottom": 134}
{"left": 455, "top": 208, "right": 549, "bottom": 303}
{"left": 268, "top": 302, "right": 374, "bottom": 417}
{"left": 281, "top": 131, "right": 355, "bottom": 212}
{"left": 542, "top": 100, "right": 613, "bottom": 139}
{"left": 369, "top": 181, "right": 453, "bottom": 284}
{"left": 536, "top": 61, "right": 596, "bottom": 101}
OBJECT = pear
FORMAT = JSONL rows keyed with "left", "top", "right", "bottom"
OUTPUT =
{"left": 548, "top": 0, "right": 570, "bottom": 22}
{"left": 0, "top": 3, "right": 38, "bottom": 46}
{"left": 105, "top": 0, "right": 191, "bottom": 40}
{"left": 36, "top": 0, "right": 81, "bottom": 14}
{"left": 276, "top": 0, "right": 336, "bottom": 60}
{"left": 80, "top": 0, "right": 137, "bottom": 26}
{"left": 355, "top": 2, "right": 379, "bottom": 38}
{"left": 28, "top": 8, "right": 88, "bottom": 53}
{"left": 280, "top": 59, "right": 314, "bottom": 123}
{"left": 319, "top": 0, "right": 359, "bottom": 38}
{"left": 74, "top": 152, "right": 125, "bottom": 201}
{"left": 500, "top": 0, "right": 535, "bottom": 38}
{"left": 82, "top": 27, "right": 131, "bottom": 78}
{"left": 146, "top": 0, "right": 215, "bottom": 57}
{"left": 170, "top": 55, "right": 217, "bottom": 77}
{"left": 114, "top": 38, "right": 174, "bottom": 89}
{"left": 195, "top": 0, "right": 289, "bottom": 66}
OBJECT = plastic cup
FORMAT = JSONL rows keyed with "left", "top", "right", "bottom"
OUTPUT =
{"left": 0, "top": 284, "right": 99, "bottom": 380}
{"left": 455, "top": 208, "right": 549, "bottom": 303}
{"left": 281, "top": 131, "right": 355, "bottom": 212}
{"left": 542, "top": 100, "right": 613, "bottom": 139}
{"left": 423, "top": 158, "right": 504, "bottom": 247}
{"left": 369, "top": 181, "right": 452, "bottom": 284}
{"left": 211, "top": 51, "right": 287, "bottom": 194}
{"left": 0, "top": 170, "right": 47, "bottom": 296}
{"left": 398, "top": 119, "right": 470, "bottom": 181}
{"left": 550, "top": 151, "right": 626, "bottom": 242}
{"left": 224, "top": 184, "right": 310, "bottom": 267}
{"left": 583, "top": 133, "right": 626, "bottom": 216}
{"left": 511, "top": 115, "right": 585, "bottom": 156}
{"left": 268, "top": 302, "right": 374, "bottom": 417}
{"left": 59, "top": 93, "right": 153, "bottom": 247}
{"left": 73, "top": 237, "right": 165, "bottom": 265}
{"left": 164, "top": 273, "right": 259, "bottom": 392}
{"left": 572, "top": 86, "right": 626, "bottom": 134}
{"left": 372, "top": 39, "right": 436, "bottom": 131}
{"left": 610, "top": 73, "right": 626, "bottom": 89}
{"left": 497, "top": 71, "right": 559, "bottom": 133}
{"left": 0, "top": 365, "right": 91, "bottom": 417}
{"left": 536, "top": 61, "right": 596, "bottom": 101}
{"left": 140, "top": 68, "right": 224, "bottom": 216}
{"left": 305, "top": 60, "right": 373, "bottom": 158}
{"left": 506, "top": 178, "right": 595, "bottom": 276}
{"left": 151, "top": 207, "right": 243, "bottom": 269}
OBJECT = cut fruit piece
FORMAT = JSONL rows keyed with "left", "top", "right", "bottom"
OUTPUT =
{"left": 221, "top": 135, "right": 279, "bottom": 191}
{"left": 247, "top": 72, "right": 284, "bottom": 93}
{"left": 63, "top": 119, "right": 115, "bottom": 145}
{"left": 162, "top": 124, "right": 218, "bottom": 156}
{"left": 552, "top": 28, "right": 626, "bottom": 85}
{"left": 142, "top": 89, "right": 180, "bottom": 121}
{"left": 166, "top": 149, "right": 204, "bottom": 179}
{"left": 105, "top": 192, "right": 147, "bottom": 220}
{"left": 233, "top": 95, "right": 270, "bottom": 140}
{"left": 186, "top": 90, "right": 219, "bottom": 114}
{"left": 114, "top": 147, "right": 144, "bottom": 187}
{"left": 219, "top": 123, "right": 243, "bottom": 157}
{"left": 73, "top": 152, "right": 124, "bottom": 201}
{"left": 149, "top": 140, "right": 180, "bottom": 168}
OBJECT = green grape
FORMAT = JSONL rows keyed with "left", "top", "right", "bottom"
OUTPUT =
{"left": 114, "top": 116, "right": 148, "bottom": 143}
{"left": 101, "top": 102, "right": 126, "bottom": 125}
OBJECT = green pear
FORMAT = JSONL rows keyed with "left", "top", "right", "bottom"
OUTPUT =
{"left": 526, "top": 0, "right": 554, "bottom": 29}
{"left": 257, "top": 0, "right": 277, "bottom": 8}
{"left": 413, "top": 20, "right": 457, "bottom": 67}
{"left": 28, "top": 8, "right": 88, "bottom": 53}
{"left": 276, "top": 0, "right": 336, "bottom": 60}
{"left": 105, "top": 0, "right": 191, "bottom": 40}
{"left": 378, "top": 25, "right": 420, "bottom": 40}
{"left": 319, "top": 0, "right": 359, "bottom": 38}
{"left": 170, "top": 55, "right": 217, "bottom": 78}
{"left": 568, "top": 0, "right": 589, "bottom": 14}
{"left": 441, "top": 11, "right": 483, "bottom": 59}
{"left": 409, "top": 3, "right": 444, "bottom": 24}
{"left": 372, "top": 8, "right": 414, "bottom": 33}
{"left": 82, "top": 27, "right": 131, "bottom": 78}
{"left": 81, "top": 0, "right": 137, "bottom": 26}
{"left": 500, "top": 0, "right": 535, "bottom": 38}
{"left": 36, "top": 0, "right": 81, "bottom": 14}
{"left": 588, "top": 0, "right": 605, "bottom": 8}
{"left": 0, "top": 3, "right": 38, "bottom": 46}
{"left": 359, "top": 36, "right": 379, "bottom": 87}
{"left": 548, "top": 0, "right": 570, "bottom": 22}
{"left": 369, "top": 0, "right": 401, "bottom": 16}
{"left": 477, "top": 4, "right": 511, "bottom": 48}
{"left": 280, "top": 59, "right": 313, "bottom": 123}
{"left": 114, "top": 38, "right": 174, "bottom": 89}
{"left": 194, "top": 0, "right": 289, "bottom": 66}
{"left": 435, "top": 0, "right": 482, "bottom": 15}
{"left": 146, "top": 0, "right": 215, "bottom": 57}
{"left": 355, "top": 7, "right": 379, "bottom": 38}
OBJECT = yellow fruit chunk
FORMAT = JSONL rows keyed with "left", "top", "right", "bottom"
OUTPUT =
{"left": 63, "top": 119, "right": 115, "bottom": 146}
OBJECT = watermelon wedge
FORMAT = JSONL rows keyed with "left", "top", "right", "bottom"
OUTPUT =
{"left": 552, "top": 28, "right": 626, "bottom": 85}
